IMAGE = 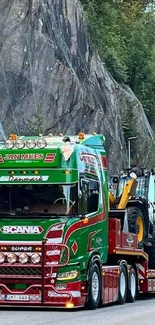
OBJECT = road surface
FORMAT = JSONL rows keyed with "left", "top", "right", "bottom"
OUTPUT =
{"left": 0, "top": 296, "right": 154, "bottom": 325}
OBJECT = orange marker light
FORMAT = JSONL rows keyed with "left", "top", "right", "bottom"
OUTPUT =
{"left": 81, "top": 286, "right": 85, "bottom": 290}
{"left": 78, "top": 132, "right": 85, "bottom": 140}
{"left": 10, "top": 134, "right": 17, "bottom": 141}
{"left": 35, "top": 247, "right": 42, "bottom": 252}
{"left": 83, "top": 217, "right": 89, "bottom": 224}
{"left": 1, "top": 246, "right": 7, "bottom": 251}
{"left": 66, "top": 302, "right": 74, "bottom": 308}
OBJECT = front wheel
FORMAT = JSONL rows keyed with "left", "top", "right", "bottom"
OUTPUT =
{"left": 85, "top": 263, "right": 101, "bottom": 310}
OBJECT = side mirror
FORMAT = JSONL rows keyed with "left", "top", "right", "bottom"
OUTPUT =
{"left": 88, "top": 192, "right": 99, "bottom": 213}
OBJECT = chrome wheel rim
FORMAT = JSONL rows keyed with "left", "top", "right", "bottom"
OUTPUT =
{"left": 92, "top": 271, "right": 99, "bottom": 301}
{"left": 130, "top": 272, "right": 136, "bottom": 298}
{"left": 120, "top": 272, "right": 126, "bottom": 298}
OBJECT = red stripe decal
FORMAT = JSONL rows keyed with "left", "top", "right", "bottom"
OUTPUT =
{"left": 0, "top": 155, "right": 4, "bottom": 163}
{"left": 87, "top": 230, "right": 100, "bottom": 252}
{"left": 44, "top": 153, "right": 56, "bottom": 163}
{"left": 46, "top": 230, "right": 62, "bottom": 239}
{"left": 101, "top": 156, "right": 107, "bottom": 169}
{"left": 63, "top": 212, "right": 106, "bottom": 244}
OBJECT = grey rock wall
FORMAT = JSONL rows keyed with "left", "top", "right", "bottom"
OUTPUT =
{"left": 0, "top": 0, "right": 153, "bottom": 173}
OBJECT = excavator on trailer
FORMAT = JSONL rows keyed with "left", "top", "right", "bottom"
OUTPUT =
{"left": 109, "top": 167, "right": 155, "bottom": 268}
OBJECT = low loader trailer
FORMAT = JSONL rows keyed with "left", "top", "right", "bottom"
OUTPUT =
{"left": 0, "top": 133, "right": 154, "bottom": 309}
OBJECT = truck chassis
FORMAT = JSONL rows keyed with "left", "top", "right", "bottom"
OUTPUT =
{"left": 0, "top": 217, "right": 155, "bottom": 308}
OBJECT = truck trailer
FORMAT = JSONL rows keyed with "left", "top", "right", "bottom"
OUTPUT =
{"left": 0, "top": 133, "right": 154, "bottom": 309}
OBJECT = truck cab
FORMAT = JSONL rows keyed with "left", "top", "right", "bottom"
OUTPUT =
{"left": 0, "top": 133, "right": 109, "bottom": 308}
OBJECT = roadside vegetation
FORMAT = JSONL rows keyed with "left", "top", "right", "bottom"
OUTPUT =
{"left": 81, "top": 0, "right": 155, "bottom": 128}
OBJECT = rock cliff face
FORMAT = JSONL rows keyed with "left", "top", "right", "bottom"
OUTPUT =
{"left": 0, "top": 0, "right": 153, "bottom": 173}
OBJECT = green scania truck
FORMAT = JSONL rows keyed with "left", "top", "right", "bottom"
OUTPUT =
{"left": 0, "top": 133, "right": 154, "bottom": 309}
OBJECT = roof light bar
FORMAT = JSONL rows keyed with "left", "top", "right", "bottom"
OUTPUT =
{"left": 5, "top": 140, "right": 14, "bottom": 149}
{"left": 15, "top": 139, "right": 25, "bottom": 149}
{"left": 26, "top": 139, "right": 36, "bottom": 149}
{"left": 37, "top": 138, "right": 47, "bottom": 149}
{"left": 5, "top": 137, "right": 48, "bottom": 149}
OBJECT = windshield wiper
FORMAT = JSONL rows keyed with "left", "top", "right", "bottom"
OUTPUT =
{"left": 0, "top": 211, "right": 77, "bottom": 218}
{"left": 26, "top": 212, "right": 60, "bottom": 216}
{"left": 0, "top": 212, "right": 66, "bottom": 219}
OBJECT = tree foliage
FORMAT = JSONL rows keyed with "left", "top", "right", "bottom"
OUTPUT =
{"left": 27, "top": 106, "right": 45, "bottom": 135}
{"left": 81, "top": 0, "right": 155, "bottom": 126}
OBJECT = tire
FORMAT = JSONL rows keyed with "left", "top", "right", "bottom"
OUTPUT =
{"left": 147, "top": 230, "right": 155, "bottom": 269}
{"left": 127, "top": 206, "right": 145, "bottom": 248}
{"left": 127, "top": 268, "right": 137, "bottom": 302}
{"left": 118, "top": 265, "right": 127, "bottom": 304}
{"left": 85, "top": 263, "right": 101, "bottom": 310}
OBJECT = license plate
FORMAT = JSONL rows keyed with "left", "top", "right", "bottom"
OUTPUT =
{"left": 5, "top": 294, "right": 29, "bottom": 301}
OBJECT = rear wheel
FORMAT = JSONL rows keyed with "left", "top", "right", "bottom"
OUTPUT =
{"left": 118, "top": 265, "right": 127, "bottom": 304}
{"left": 127, "top": 268, "right": 137, "bottom": 302}
{"left": 85, "top": 263, "right": 101, "bottom": 310}
{"left": 127, "top": 207, "right": 145, "bottom": 248}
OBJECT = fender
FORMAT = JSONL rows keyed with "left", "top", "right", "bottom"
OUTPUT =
{"left": 87, "top": 252, "right": 102, "bottom": 281}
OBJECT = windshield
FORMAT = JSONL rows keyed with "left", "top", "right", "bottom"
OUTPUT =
{"left": 117, "top": 176, "right": 146, "bottom": 199}
{"left": 0, "top": 184, "right": 78, "bottom": 217}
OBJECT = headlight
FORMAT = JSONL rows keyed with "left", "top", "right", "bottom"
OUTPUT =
{"left": 31, "top": 253, "right": 40, "bottom": 264}
{"left": 57, "top": 270, "right": 78, "bottom": 280}
{"left": 19, "top": 252, "right": 28, "bottom": 264}
{"left": 5, "top": 140, "right": 14, "bottom": 149}
{"left": 7, "top": 253, "right": 17, "bottom": 264}
{"left": 26, "top": 139, "right": 36, "bottom": 149}
{"left": 37, "top": 138, "right": 47, "bottom": 148}
{"left": 0, "top": 253, "right": 5, "bottom": 263}
{"left": 15, "top": 139, "right": 25, "bottom": 149}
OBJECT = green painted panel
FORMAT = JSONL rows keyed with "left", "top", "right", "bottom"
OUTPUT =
{"left": 0, "top": 149, "right": 61, "bottom": 168}
{"left": 0, "top": 169, "right": 78, "bottom": 184}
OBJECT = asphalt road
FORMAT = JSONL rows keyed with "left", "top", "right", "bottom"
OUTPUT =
{"left": 0, "top": 296, "right": 155, "bottom": 325}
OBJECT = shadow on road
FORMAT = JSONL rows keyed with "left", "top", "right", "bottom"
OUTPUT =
{"left": 0, "top": 305, "right": 82, "bottom": 312}
{"left": 0, "top": 294, "right": 155, "bottom": 313}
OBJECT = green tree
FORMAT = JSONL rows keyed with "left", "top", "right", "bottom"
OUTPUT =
{"left": 81, "top": 0, "right": 155, "bottom": 125}
{"left": 27, "top": 106, "right": 45, "bottom": 135}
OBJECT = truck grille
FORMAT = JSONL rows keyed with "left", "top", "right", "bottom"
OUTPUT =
{"left": 0, "top": 266, "right": 42, "bottom": 278}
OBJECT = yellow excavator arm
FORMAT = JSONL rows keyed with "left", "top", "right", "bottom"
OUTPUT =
{"left": 117, "top": 177, "right": 138, "bottom": 209}
{"left": 109, "top": 175, "right": 138, "bottom": 210}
